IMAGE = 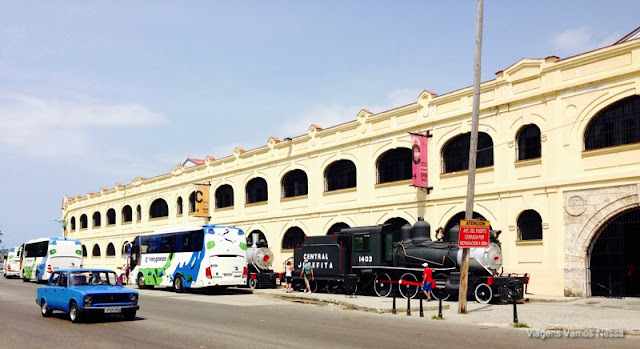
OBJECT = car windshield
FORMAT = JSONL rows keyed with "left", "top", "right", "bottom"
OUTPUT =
{"left": 70, "top": 271, "right": 120, "bottom": 286}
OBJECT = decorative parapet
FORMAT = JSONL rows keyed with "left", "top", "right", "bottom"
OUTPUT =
{"left": 132, "top": 177, "right": 146, "bottom": 186}
{"left": 205, "top": 156, "right": 215, "bottom": 166}
{"left": 233, "top": 147, "right": 245, "bottom": 159}
{"left": 171, "top": 165, "right": 184, "bottom": 176}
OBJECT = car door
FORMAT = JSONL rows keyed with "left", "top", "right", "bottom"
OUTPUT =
{"left": 45, "top": 272, "right": 62, "bottom": 310}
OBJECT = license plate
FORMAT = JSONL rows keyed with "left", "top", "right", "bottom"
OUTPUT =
{"left": 223, "top": 273, "right": 232, "bottom": 277}
{"left": 104, "top": 307, "right": 121, "bottom": 313}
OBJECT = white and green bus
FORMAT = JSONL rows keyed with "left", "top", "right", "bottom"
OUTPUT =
{"left": 3, "top": 245, "right": 23, "bottom": 278}
{"left": 21, "top": 237, "right": 83, "bottom": 283}
{"left": 130, "top": 224, "right": 247, "bottom": 292}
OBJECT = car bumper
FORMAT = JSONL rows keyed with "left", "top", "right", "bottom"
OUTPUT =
{"left": 80, "top": 305, "right": 140, "bottom": 313}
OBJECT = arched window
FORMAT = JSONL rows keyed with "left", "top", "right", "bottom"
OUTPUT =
{"left": 92, "top": 211, "right": 101, "bottom": 228}
{"left": 106, "top": 208, "right": 116, "bottom": 225}
{"left": 189, "top": 192, "right": 196, "bottom": 213}
{"left": 516, "top": 124, "right": 541, "bottom": 161}
{"left": 443, "top": 211, "right": 488, "bottom": 241}
{"left": 122, "top": 205, "right": 133, "bottom": 223}
{"left": 384, "top": 217, "right": 411, "bottom": 242}
{"left": 517, "top": 210, "right": 543, "bottom": 241}
{"left": 246, "top": 177, "right": 268, "bottom": 204}
{"left": 246, "top": 230, "right": 268, "bottom": 247}
{"left": 80, "top": 214, "right": 87, "bottom": 229}
{"left": 122, "top": 241, "right": 130, "bottom": 255}
{"left": 282, "top": 227, "right": 306, "bottom": 249}
{"left": 106, "top": 243, "right": 116, "bottom": 256}
{"left": 215, "top": 184, "right": 234, "bottom": 208}
{"left": 441, "top": 132, "right": 493, "bottom": 173}
{"left": 585, "top": 95, "right": 640, "bottom": 150}
{"left": 92, "top": 244, "right": 101, "bottom": 257}
{"left": 70, "top": 217, "right": 76, "bottom": 231}
{"left": 324, "top": 160, "right": 356, "bottom": 191}
{"left": 82, "top": 245, "right": 87, "bottom": 257}
{"left": 136, "top": 205, "right": 141, "bottom": 221}
{"left": 177, "top": 197, "right": 183, "bottom": 215}
{"left": 327, "top": 222, "right": 350, "bottom": 235}
{"left": 376, "top": 148, "right": 412, "bottom": 184}
{"left": 282, "top": 170, "right": 308, "bottom": 198}
{"left": 150, "top": 198, "right": 169, "bottom": 218}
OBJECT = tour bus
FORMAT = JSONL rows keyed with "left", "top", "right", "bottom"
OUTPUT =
{"left": 3, "top": 245, "right": 23, "bottom": 278}
{"left": 130, "top": 224, "right": 247, "bottom": 292}
{"left": 21, "top": 237, "right": 83, "bottom": 283}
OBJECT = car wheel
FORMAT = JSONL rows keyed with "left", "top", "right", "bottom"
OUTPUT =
{"left": 40, "top": 299, "right": 52, "bottom": 317}
{"left": 69, "top": 301, "right": 83, "bottom": 323}
{"left": 173, "top": 275, "right": 184, "bottom": 293}
{"left": 124, "top": 310, "right": 136, "bottom": 321}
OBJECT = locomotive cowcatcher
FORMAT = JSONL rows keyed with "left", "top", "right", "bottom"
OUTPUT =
{"left": 292, "top": 218, "right": 528, "bottom": 303}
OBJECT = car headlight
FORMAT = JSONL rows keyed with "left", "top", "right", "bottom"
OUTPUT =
{"left": 84, "top": 295, "right": 92, "bottom": 304}
{"left": 130, "top": 294, "right": 137, "bottom": 302}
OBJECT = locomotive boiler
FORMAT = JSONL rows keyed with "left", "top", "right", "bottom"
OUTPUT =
{"left": 293, "top": 218, "right": 528, "bottom": 303}
{"left": 245, "top": 232, "right": 279, "bottom": 289}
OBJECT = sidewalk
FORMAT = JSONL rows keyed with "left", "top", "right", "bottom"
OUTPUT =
{"left": 252, "top": 287, "right": 640, "bottom": 335}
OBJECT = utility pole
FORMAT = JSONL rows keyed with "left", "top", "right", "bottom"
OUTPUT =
{"left": 458, "top": 0, "right": 484, "bottom": 314}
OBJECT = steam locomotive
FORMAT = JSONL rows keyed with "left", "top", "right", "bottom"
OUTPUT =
{"left": 292, "top": 218, "right": 528, "bottom": 303}
{"left": 245, "top": 232, "right": 279, "bottom": 289}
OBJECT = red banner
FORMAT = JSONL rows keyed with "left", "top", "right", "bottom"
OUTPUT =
{"left": 411, "top": 133, "right": 429, "bottom": 188}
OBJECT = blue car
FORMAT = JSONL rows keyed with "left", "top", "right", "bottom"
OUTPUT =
{"left": 36, "top": 268, "right": 139, "bottom": 323}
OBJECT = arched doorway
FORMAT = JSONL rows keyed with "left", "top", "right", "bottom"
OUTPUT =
{"left": 588, "top": 207, "right": 640, "bottom": 297}
{"left": 384, "top": 217, "right": 411, "bottom": 243}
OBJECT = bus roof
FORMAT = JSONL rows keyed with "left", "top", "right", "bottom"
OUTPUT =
{"left": 23, "top": 237, "right": 81, "bottom": 245}
{"left": 141, "top": 224, "right": 242, "bottom": 236}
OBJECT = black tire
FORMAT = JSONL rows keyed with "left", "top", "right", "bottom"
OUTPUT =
{"left": 40, "top": 299, "right": 52, "bottom": 317}
{"left": 137, "top": 274, "right": 145, "bottom": 289}
{"left": 399, "top": 273, "right": 419, "bottom": 299}
{"left": 309, "top": 280, "right": 318, "bottom": 293}
{"left": 474, "top": 283, "right": 493, "bottom": 304}
{"left": 248, "top": 277, "right": 258, "bottom": 289}
{"left": 22, "top": 271, "right": 29, "bottom": 282}
{"left": 124, "top": 310, "right": 136, "bottom": 321}
{"left": 36, "top": 271, "right": 41, "bottom": 284}
{"left": 373, "top": 273, "right": 392, "bottom": 297}
{"left": 173, "top": 275, "right": 184, "bottom": 293}
{"left": 69, "top": 301, "right": 83, "bottom": 323}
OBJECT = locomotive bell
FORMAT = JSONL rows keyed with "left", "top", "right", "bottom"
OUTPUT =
{"left": 400, "top": 224, "right": 413, "bottom": 244}
{"left": 412, "top": 217, "right": 431, "bottom": 243}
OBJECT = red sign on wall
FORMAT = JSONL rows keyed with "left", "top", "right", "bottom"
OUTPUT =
{"left": 410, "top": 133, "right": 429, "bottom": 188}
{"left": 458, "top": 219, "right": 490, "bottom": 248}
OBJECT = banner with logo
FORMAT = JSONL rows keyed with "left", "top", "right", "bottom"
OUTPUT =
{"left": 195, "top": 184, "right": 210, "bottom": 217}
{"left": 410, "top": 133, "right": 429, "bottom": 188}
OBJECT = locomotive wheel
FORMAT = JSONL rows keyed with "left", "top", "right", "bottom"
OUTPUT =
{"left": 474, "top": 283, "right": 493, "bottom": 304}
{"left": 399, "top": 273, "right": 419, "bottom": 299}
{"left": 432, "top": 273, "right": 450, "bottom": 301}
{"left": 309, "top": 280, "right": 318, "bottom": 293}
{"left": 373, "top": 273, "right": 392, "bottom": 297}
{"left": 326, "top": 280, "right": 340, "bottom": 294}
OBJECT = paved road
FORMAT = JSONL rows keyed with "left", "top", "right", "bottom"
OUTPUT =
{"left": 1, "top": 276, "right": 637, "bottom": 348}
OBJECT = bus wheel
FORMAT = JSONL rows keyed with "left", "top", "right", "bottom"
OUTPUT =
{"left": 474, "top": 283, "right": 492, "bottom": 304}
{"left": 69, "top": 301, "right": 83, "bottom": 323}
{"left": 40, "top": 299, "right": 52, "bottom": 317}
{"left": 399, "top": 273, "right": 419, "bottom": 299}
{"left": 173, "top": 275, "right": 184, "bottom": 293}
{"left": 373, "top": 273, "right": 392, "bottom": 297}
{"left": 137, "top": 274, "right": 145, "bottom": 289}
{"left": 35, "top": 271, "right": 40, "bottom": 283}
{"left": 248, "top": 277, "right": 258, "bottom": 289}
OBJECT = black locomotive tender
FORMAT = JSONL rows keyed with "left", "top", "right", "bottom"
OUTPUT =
{"left": 292, "top": 218, "right": 528, "bottom": 303}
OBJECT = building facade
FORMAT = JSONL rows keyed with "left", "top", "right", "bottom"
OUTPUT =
{"left": 62, "top": 34, "right": 640, "bottom": 298}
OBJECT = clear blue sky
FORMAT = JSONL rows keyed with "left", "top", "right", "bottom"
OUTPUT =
{"left": 1, "top": 1, "right": 638, "bottom": 248}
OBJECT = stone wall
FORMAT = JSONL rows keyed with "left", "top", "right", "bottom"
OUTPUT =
{"left": 563, "top": 183, "right": 640, "bottom": 296}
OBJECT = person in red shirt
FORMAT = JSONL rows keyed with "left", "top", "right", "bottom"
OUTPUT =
{"left": 422, "top": 262, "right": 433, "bottom": 301}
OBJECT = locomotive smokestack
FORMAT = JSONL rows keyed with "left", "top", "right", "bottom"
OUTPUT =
{"left": 250, "top": 232, "right": 259, "bottom": 248}
{"left": 400, "top": 224, "right": 413, "bottom": 244}
{"left": 412, "top": 217, "right": 431, "bottom": 243}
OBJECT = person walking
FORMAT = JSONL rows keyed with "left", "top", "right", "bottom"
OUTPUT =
{"left": 285, "top": 261, "right": 294, "bottom": 293}
{"left": 300, "top": 259, "right": 314, "bottom": 293}
{"left": 421, "top": 262, "right": 433, "bottom": 301}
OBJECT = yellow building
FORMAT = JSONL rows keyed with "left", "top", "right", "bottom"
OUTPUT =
{"left": 62, "top": 29, "right": 640, "bottom": 298}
